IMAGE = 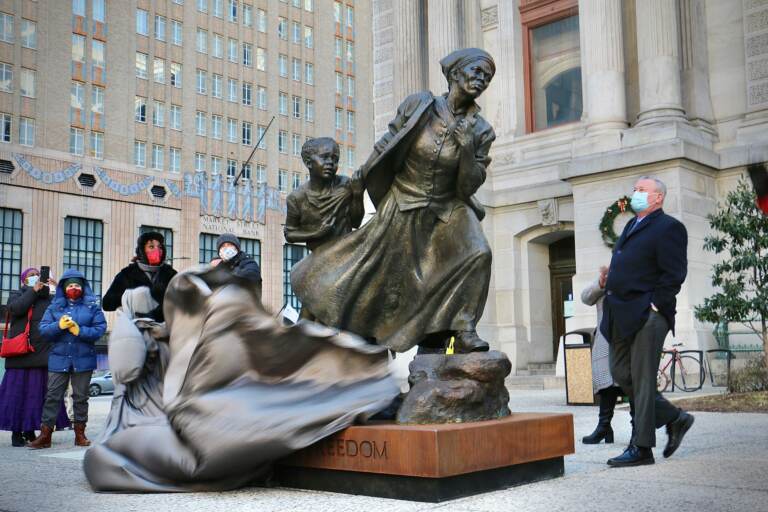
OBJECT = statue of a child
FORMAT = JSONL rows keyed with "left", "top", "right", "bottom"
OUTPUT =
{"left": 284, "top": 137, "right": 365, "bottom": 251}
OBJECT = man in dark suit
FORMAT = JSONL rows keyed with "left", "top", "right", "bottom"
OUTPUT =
{"left": 600, "top": 176, "right": 694, "bottom": 467}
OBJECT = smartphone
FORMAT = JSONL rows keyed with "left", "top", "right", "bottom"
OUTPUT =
{"left": 40, "top": 266, "right": 50, "bottom": 283}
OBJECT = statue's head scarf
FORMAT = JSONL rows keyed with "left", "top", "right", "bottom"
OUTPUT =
{"left": 440, "top": 48, "right": 496, "bottom": 83}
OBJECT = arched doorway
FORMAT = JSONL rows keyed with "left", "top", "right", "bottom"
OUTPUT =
{"left": 549, "top": 236, "right": 576, "bottom": 358}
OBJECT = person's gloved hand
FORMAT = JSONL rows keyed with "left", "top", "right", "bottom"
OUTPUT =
{"left": 59, "top": 315, "right": 74, "bottom": 330}
{"left": 68, "top": 320, "right": 80, "bottom": 336}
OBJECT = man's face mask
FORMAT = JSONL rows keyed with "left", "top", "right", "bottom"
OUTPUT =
{"left": 220, "top": 246, "right": 238, "bottom": 261}
{"left": 630, "top": 191, "right": 650, "bottom": 213}
{"left": 26, "top": 275, "right": 39, "bottom": 287}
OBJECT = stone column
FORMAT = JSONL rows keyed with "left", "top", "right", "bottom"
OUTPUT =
{"left": 579, "top": 0, "right": 627, "bottom": 132}
{"left": 635, "top": 0, "right": 688, "bottom": 125}
{"left": 394, "top": 0, "right": 426, "bottom": 102}
{"left": 427, "top": 0, "right": 463, "bottom": 93}
{"left": 680, "top": 0, "right": 716, "bottom": 135}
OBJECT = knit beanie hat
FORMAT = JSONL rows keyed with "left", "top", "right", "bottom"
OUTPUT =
{"left": 216, "top": 233, "right": 241, "bottom": 251}
{"left": 62, "top": 277, "right": 84, "bottom": 289}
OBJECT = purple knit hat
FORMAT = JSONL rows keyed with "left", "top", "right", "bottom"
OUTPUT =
{"left": 20, "top": 267, "right": 39, "bottom": 284}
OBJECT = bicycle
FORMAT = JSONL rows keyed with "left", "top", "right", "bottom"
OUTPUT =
{"left": 657, "top": 342, "right": 705, "bottom": 392}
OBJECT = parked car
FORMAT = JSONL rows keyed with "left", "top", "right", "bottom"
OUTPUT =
{"left": 89, "top": 371, "right": 115, "bottom": 396}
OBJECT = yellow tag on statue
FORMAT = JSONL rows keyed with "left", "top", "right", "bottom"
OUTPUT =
{"left": 446, "top": 336, "right": 455, "bottom": 355}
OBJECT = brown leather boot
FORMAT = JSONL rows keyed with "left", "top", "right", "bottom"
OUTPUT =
{"left": 27, "top": 425, "right": 53, "bottom": 449}
{"left": 73, "top": 422, "right": 91, "bottom": 447}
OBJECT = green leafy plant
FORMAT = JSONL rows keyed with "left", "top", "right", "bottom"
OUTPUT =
{"left": 694, "top": 179, "right": 768, "bottom": 367}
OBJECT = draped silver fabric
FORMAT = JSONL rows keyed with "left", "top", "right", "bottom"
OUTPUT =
{"left": 83, "top": 267, "right": 399, "bottom": 492}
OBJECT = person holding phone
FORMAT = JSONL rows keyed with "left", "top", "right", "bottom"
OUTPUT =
{"left": 0, "top": 268, "right": 70, "bottom": 447}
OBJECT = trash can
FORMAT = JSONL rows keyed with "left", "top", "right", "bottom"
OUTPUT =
{"left": 563, "top": 328, "right": 595, "bottom": 405}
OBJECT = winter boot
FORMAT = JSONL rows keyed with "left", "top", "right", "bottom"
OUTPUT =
{"left": 583, "top": 388, "right": 618, "bottom": 444}
{"left": 11, "top": 431, "right": 24, "bottom": 447}
{"left": 27, "top": 425, "right": 53, "bottom": 449}
{"left": 22, "top": 431, "right": 37, "bottom": 443}
{"left": 73, "top": 422, "right": 91, "bottom": 447}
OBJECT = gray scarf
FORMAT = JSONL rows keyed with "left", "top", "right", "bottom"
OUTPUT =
{"left": 136, "top": 261, "right": 161, "bottom": 282}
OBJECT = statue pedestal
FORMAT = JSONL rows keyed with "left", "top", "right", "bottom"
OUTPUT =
{"left": 276, "top": 413, "right": 574, "bottom": 502}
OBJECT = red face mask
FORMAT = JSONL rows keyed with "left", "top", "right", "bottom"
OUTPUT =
{"left": 65, "top": 288, "right": 83, "bottom": 300}
{"left": 145, "top": 247, "right": 163, "bottom": 265}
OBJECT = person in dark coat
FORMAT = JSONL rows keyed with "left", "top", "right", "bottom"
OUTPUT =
{"left": 0, "top": 268, "right": 70, "bottom": 446}
{"left": 600, "top": 176, "right": 694, "bottom": 467}
{"left": 210, "top": 234, "right": 262, "bottom": 293}
{"left": 28, "top": 269, "right": 107, "bottom": 449}
{"left": 102, "top": 232, "right": 177, "bottom": 322}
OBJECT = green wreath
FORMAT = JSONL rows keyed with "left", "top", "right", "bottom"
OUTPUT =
{"left": 600, "top": 196, "right": 635, "bottom": 247}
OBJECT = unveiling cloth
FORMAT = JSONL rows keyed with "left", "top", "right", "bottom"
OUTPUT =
{"left": 291, "top": 93, "right": 495, "bottom": 352}
{"left": 83, "top": 267, "right": 399, "bottom": 492}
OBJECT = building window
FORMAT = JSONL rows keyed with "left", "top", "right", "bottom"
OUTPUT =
{"left": 334, "top": 37, "right": 342, "bottom": 60}
{"left": 212, "top": 74, "right": 222, "bottom": 98}
{"left": 347, "top": 111, "right": 355, "bottom": 133}
{"left": 93, "top": 0, "right": 106, "bottom": 23}
{"left": 73, "top": 0, "right": 86, "bottom": 17}
{"left": 135, "top": 96, "right": 147, "bottom": 123}
{"left": 305, "top": 0, "right": 313, "bottom": 11}
{"left": 292, "top": 133, "right": 301, "bottom": 156}
{"left": 90, "top": 131, "right": 103, "bottom": 159}
{"left": 304, "top": 26, "right": 313, "bottom": 49}
{"left": 136, "top": 52, "right": 148, "bottom": 79}
{"left": 348, "top": 76, "right": 355, "bottom": 98}
{"left": 170, "top": 62, "right": 182, "bottom": 87}
{"left": 136, "top": 9, "right": 149, "bottom": 35}
{"left": 169, "top": 147, "right": 181, "bottom": 172}
{"left": 20, "top": 69, "right": 35, "bottom": 98}
{"left": 278, "top": 17, "right": 287, "bottom": 40}
{"left": 20, "top": 19, "right": 36, "bottom": 49}
{"left": 347, "top": 147, "right": 355, "bottom": 169}
{"left": 212, "top": 115, "right": 222, "bottom": 139}
{"left": 257, "top": 86, "right": 267, "bottom": 110}
{"left": 292, "top": 172, "right": 301, "bottom": 190}
{"left": 228, "top": 0, "right": 237, "bottom": 22}
{"left": 292, "top": 58, "right": 301, "bottom": 81}
{"left": 228, "top": 78, "right": 238, "bottom": 102}
{"left": 171, "top": 20, "right": 183, "bottom": 46}
{"left": 243, "top": 4, "right": 253, "bottom": 27}
{"left": 521, "top": 0, "right": 582, "bottom": 132}
{"left": 334, "top": 1, "right": 342, "bottom": 24}
{"left": 70, "top": 127, "right": 84, "bottom": 156}
{"left": 0, "top": 113, "right": 9, "bottom": 142}
{"left": 242, "top": 82, "right": 252, "bottom": 106}
{"left": 346, "top": 5, "right": 354, "bottom": 30}
{"left": 0, "top": 208, "right": 22, "bottom": 307}
{"left": 256, "top": 164, "right": 266, "bottom": 183}
{"left": 155, "top": 15, "right": 166, "bottom": 41}
{"left": 153, "top": 101, "right": 165, "bottom": 127}
{"left": 305, "top": 99, "right": 314, "bottom": 122}
{"left": 278, "top": 54, "right": 288, "bottom": 77}
{"left": 91, "top": 86, "right": 104, "bottom": 128}
{"left": 283, "top": 244, "right": 308, "bottom": 308}
{"left": 140, "top": 226, "right": 174, "bottom": 261}
{"left": 134, "top": 140, "right": 146, "bottom": 167}
{"left": 196, "top": 111, "right": 206, "bottom": 136}
{"left": 152, "top": 144, "right": 164, "bottom": 170}
{"left": 242, "top": 121, "right": 252, "bottom": 145}
{"left": 257, "top": 9, "right": 267, "bottom": 32}
{"left": 335, "top": 72, "right": 343, "bottom": 95}
{"left": 346, "top": 41, "right": 354, "bottom": 64}
{"left": 335, "top": 108, "right": 342, "bottom": 130}
{"left": 257, "top": 125, "right": 267, "bottom": 149}
{"left": 213, "top": 0, "right": 224, "bottom": 18}
{"left": 64, "top": 217, "right": 104, "bottom": 295}
{"left": 213, "top": 34, "right": 224, "bottom": 58}
{"left": 292, "top": 96, "right": 301, "bottom": 119}
{"left": 70, "top": 82, "right": 84, "bottom": 124}
{"left": 211, "top": 156, "right": 221, "bottom": 175}
{"left": 196, "top": 69, "right": 207, "bottom": 94}
{"left": 242, "top": 163, "right": 252, "bottom": 181}
{"left": 199, "top": 233, "right": 218, "bottom": 264}
{"left": 195, "top": 152, "right": 206, "bottom": 172}
{"left": 196, "top": 28, "right": 208, "bottom": 53}
{"left": 278, "top": 130, "right": 287, "bottom": 154}
{"left": 227, "top": 118, "right": 237, "bottom": 142}
{"left": 242, "top": 42, "right": 253, "bottom": 66}
{"left": 305, "top": 63, "right": 314, "bottom": 85}
{"left": 277, "top": 92, "right": 288, "bottom": 116}
{"left": 72, "top": 34, "right": 86, "bottom": 64}
{"left": 228, "top": 38, "right": 238, "bottom": 62}
{"left": 0, "top": 13, "right": 13, "bottom": 44}
{"left": 197, "top": 0, "right": 208, "bottom": 13}
{"left": 256, "top": 47, "right": 266, "bottom": 71}
{"left": 292, "top": 21, "right": 301, "bottom": 44}
{"left": 154, "top": 58, "right": 165, "bottom": 83}
{"left": 170, "top": 105, "right": 182, "bottom": 130}
{"left": 19, "top": 118, "right": 34, "bottom": 146}
{"left": 227, "top": 158, "right": 237, "bottom": 178}
{"left": 278, "top": 168, "right": 288, "bottom": 191}
{"left": 92, "top": 40, "right": 105, "bottom": 71}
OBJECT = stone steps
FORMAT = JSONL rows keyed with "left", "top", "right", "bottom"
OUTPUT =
{"left": 505, "top": 375, "right": 565, "bottom": 390}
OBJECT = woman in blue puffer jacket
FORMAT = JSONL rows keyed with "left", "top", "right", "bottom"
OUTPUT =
{"left": 28, "top": 269, "right": 107, "bottom": 449}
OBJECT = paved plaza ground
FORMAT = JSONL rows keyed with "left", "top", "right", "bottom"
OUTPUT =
{"left": 0, "top": 387, "right": 766, "bottom": 512}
